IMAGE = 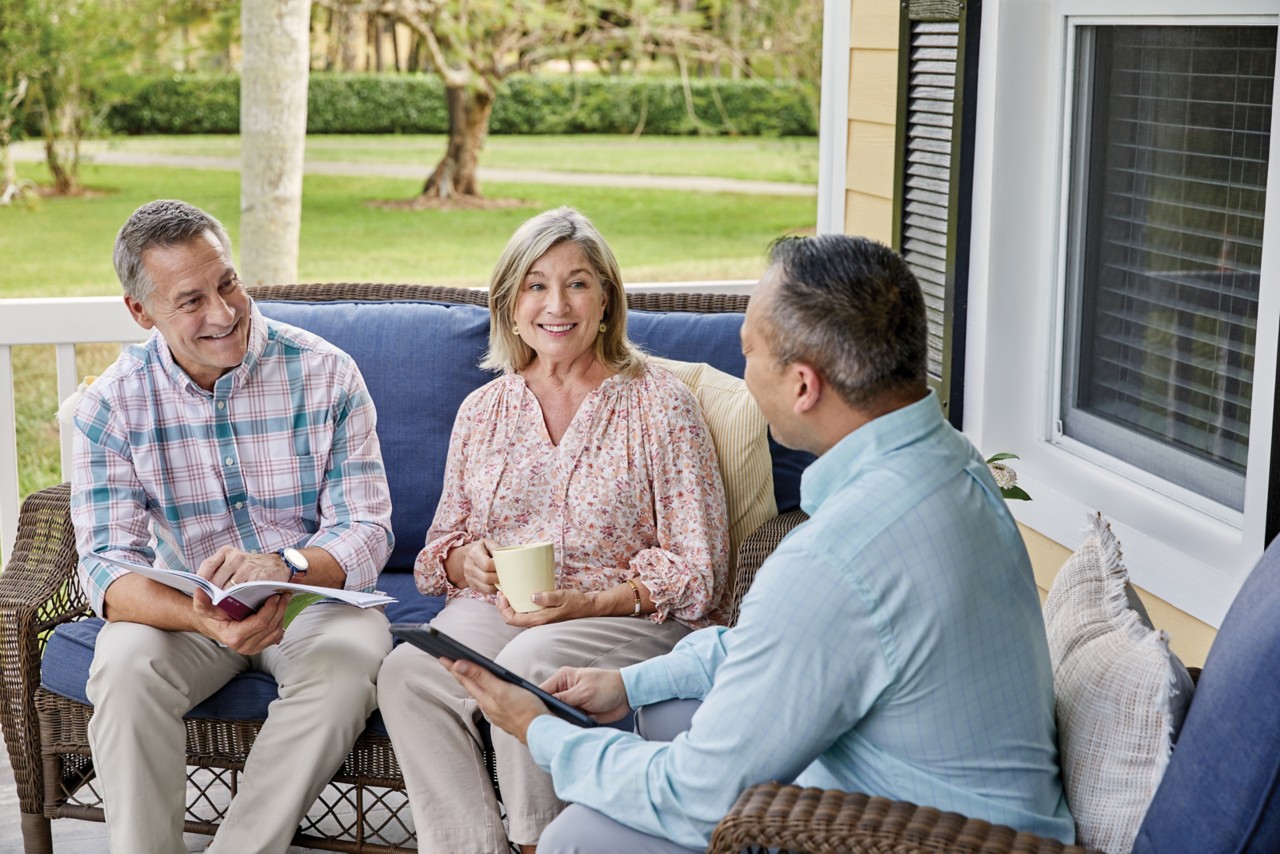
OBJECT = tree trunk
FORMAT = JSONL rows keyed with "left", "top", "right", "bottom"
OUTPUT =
{"left": 43, "top": 137, "right": 74, "bottom": 195}
{"left": 0, "top": 120, "right": 15, "bottom": 191}
{"left": 239, "top": 0, "right": 312, "bottom": 287}
{"left": 420, "top": 82, "right": 493, "bottom": 200}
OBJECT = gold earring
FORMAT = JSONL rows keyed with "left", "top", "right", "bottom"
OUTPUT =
{"left": 598, "top": 322, "right": 607, "bottom": 333}
{"left": 512, "top": 324, "right": 520, "bottom": 336}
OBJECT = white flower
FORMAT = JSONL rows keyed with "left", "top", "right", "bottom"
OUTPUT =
{"left": 56, "top": 375, "right": 97, "bottom": 427}
{"left": 988, "top": 462, "right": 1018, "bottom": 491}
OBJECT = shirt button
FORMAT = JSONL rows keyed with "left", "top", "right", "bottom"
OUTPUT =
{"left": 234, "top": 501, "right": 243, "bottom": 510}
{"left": 224, "top": 457, "right": 234, "bottom": 466}
{"left": 217, "top": 401, "right": 225, "bottom": 410}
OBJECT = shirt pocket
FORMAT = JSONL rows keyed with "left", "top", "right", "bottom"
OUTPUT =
{"left": 242, "top": 454, "right": 321, "bottom": 532}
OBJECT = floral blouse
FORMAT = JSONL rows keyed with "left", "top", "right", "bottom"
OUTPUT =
{"left": 414, "top": 363, "right": 729, "bottom": 629}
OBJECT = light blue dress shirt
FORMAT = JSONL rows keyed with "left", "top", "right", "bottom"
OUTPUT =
{"left": 527, "top": 391, "right": 1074, "bottom": 848}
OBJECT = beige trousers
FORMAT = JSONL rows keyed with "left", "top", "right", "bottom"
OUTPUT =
{"left": 377, "top": 597, "right": 689, "bottom": 853}
{"left": 85, "top": 603, "right": 391, "bottom": 854}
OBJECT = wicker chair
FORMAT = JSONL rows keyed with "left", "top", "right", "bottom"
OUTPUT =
{"left": 0, "top": 284, "right": 786, "bottom": 854}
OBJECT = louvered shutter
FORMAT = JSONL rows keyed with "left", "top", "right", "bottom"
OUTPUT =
{"left": 893, "top": 0, "right": 980, "bottom": 426}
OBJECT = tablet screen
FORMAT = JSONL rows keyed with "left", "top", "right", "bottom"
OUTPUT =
{"left": 389, "top": 623, "right": 598, "bottom": 728}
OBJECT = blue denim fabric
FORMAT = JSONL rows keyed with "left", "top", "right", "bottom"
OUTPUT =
{"left": 1133, "top": 538, "right": 1280, "bottom": 853}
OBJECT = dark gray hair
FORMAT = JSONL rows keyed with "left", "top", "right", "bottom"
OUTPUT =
{"left": 481, "top": 206, "right": 645, "bottom": 376}
{"left": 762, "top": 234, "right": 927, "bottom": 410}
{"left": 113, "top": 200, "right": 233, "bottom": 303}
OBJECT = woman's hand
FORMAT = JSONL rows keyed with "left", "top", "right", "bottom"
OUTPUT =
{"left": 446, "top": 538, "right": 501, "bottom": 593}
{"left": 496, "top": 588, "right": 601, "bottom": 627}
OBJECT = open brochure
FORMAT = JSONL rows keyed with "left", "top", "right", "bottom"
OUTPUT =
{"left": 90, "top": 552, "right": 395, "bottom": 622}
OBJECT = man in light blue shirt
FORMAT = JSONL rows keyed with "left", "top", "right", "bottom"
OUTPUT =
{"left": 448, "top": 234, "right": 1074, "bottom": 851}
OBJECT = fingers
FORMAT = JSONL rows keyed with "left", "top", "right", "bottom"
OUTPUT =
{"left": 540, "top": 666, "right": 577, "bottom": 695}
{"left": 531, "top": 589, "right": 568, "bottom": 608}
{"left": 206, "top": 594, "right": 288, "bottom": 654}
{"left": 193, "top": 589, "right": 233, "bottom": 622}
{"left": 466, "top": 541, "right": 499, "bottom": 594}
{"left": 197, "top": 545, "right": 232, "bottom": 582}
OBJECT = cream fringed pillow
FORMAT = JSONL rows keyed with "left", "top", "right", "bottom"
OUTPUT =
{"left": 1043, "top": 513, "right": 1194, "bottom": 853}
{"left": 649, "top": 358, "right": 776, "bottom": 574}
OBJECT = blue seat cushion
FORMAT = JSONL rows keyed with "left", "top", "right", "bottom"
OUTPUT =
{"left": 40, "top": 585, "right": 444, "bottom": 730}
{"left": 42, "top": 618, "right": 280, "bottom": 719}
{"left": 1133, "top": 537, "right": 1280, "bottom": 853}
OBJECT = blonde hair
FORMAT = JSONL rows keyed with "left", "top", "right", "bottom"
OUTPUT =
{"left": 481, "top": 207, "right": 645, "bottom": 375}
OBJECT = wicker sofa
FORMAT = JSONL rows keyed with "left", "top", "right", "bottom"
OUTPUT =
{"left": 14, "top": 282, "right": 1276, "bottom": 853}
{"left": 0, "top": 283, "right": 820, "bottom": 853}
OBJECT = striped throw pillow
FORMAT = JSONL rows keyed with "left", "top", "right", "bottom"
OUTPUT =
{"left": 650, "top": 357, "right": 776, "bottom": 575}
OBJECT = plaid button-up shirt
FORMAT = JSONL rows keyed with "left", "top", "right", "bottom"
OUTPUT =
{"left": 71, "top": 302, "right": 394, "bottom": 616}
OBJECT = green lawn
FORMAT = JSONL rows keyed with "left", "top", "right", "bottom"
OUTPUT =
{"left": 2, "top": 162, "right": 813, "bottom": 297}
{"left": 3, "top": 148, "right": 814, "bottom": 504}
{"left": 83, "top": 133, "right": 820, "bottom": 184}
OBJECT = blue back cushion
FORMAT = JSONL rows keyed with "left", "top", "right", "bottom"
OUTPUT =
{"left": 1133, "top": 538, "right": 1280, "bottom": 853}
{"left": 260, "top": 300, "right": 491, "bottom": 570}
{"left": 260, "top": 298, "right": 811, "bottom": 571}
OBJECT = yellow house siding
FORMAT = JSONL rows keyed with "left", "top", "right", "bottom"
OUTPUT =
{"left": 1022, "top": 525, "right": 1216, "bottom": 668}
{"left": 845, "top": 193, "right": 894, "bottom": 244}
{"left": 847, "top": 121, "right": 896, "bottom": 198}
{"left": 845, "top": 0, "right": 899, "bottom": 240}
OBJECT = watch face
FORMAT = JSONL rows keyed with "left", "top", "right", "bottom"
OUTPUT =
{"left": 282, "top": 547, "right": 309, "bottom": 571}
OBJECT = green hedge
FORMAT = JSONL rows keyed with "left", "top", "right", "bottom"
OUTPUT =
{"left": 104, "top": 73, "right": 816, "bottom": 136}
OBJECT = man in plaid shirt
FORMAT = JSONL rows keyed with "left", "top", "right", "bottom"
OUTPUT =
{"left": 70, "top": 200, "right": 395, "bottom": 854}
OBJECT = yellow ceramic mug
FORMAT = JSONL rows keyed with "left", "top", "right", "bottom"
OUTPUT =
{"left": 492, "top": 542, "right": 556, "bottom": 612}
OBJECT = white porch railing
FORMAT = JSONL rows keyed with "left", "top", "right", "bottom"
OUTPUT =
{"left": 0, "top": 297, "right": 140, "bottom": 561}
{"left": 0, "top": 281, "right": 754, "bottom": 563}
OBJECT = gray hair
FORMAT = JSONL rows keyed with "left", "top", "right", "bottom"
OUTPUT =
{"left": 762, "top": 234, "right": 928, "bottom": 410}
{"left": 481, "top": 206, "right": 645, "bottom": 375}
{"left": 113, "top": 200, "right": 233, "bottom": 303}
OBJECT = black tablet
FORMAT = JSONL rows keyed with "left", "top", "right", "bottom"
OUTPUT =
{"left": 389, "top": 623, "right": 598, "bottom": 728}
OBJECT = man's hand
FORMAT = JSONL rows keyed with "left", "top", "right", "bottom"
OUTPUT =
{"left": 542, "top": 667, "right": 631, "bottom": 723}
{"left": 496, "top": 588, "right": 599, "bottom": 627}
{"left": 446, "top": 658, "right": 549, "bottom": 744}
{"left": 193, "top": 590, "right": 288, "bottom": 655}
{"left": 198, "top": 545, "right": 287, "bottom": 589}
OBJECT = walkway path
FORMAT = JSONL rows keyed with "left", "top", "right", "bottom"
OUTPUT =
{"left": 10, "top": 145, "right": 817, "bottom": 197}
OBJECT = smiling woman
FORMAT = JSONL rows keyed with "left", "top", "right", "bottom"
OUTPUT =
{"left": 376, "top": 206, "right": 731, "bottom": 852}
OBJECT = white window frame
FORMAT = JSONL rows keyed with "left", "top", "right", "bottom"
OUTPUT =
{"left": 966, "top": 0, "right": 1280, "bottom": 626}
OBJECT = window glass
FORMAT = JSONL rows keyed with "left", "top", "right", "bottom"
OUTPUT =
{"left": 1062, "top": 25, "right": 1276, "bottom": 510}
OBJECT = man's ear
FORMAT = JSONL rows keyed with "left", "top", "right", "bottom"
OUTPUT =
{"left": 790, "top": 362, "right": 822, "bottom": 415}
{"left": 124, "top": 294, "right": 155, "bottom": 330}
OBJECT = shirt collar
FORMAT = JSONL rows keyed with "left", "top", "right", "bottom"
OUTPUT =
{"left": 154, "top": 301, "right": 268, "bottom": 398}
{"left": 799, "top": 389, "right": 945, "bottom": 516}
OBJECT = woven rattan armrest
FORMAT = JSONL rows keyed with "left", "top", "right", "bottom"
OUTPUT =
{"left": 0, "top": 482, "right": 89, "bottom": 818}
{"left": 709, "top": 782, "right": 1095, "bottom": 854}
{"left": 722, "top": 509, "right": 808, "bottom": 627}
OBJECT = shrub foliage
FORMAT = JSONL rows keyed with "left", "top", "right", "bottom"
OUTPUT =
{"left": 104, "top": 73, "right": 816, "bottom": 137}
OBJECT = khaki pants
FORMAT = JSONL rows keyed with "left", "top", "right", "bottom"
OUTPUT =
{"left": 378, "top": 597, "right": 689, "bottom": 853}
{"left": 86, "top": 603, "right": 391, "bottom": 854}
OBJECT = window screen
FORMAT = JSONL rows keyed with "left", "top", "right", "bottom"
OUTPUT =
{"left": 1062, "top": 24, "right": 1275, "bottom": 510}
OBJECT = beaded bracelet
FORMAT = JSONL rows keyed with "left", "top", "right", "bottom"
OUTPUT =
{"left": 624, "top": 579, "right": 642, "bottom": 617}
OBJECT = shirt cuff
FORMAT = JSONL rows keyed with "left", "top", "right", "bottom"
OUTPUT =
{"left": 306, "top": 527, "right": 387, "bottom": 591}
{"left": 527, "top": 713, "right": 581, "bottom": 771}
{"left": 621, "top": 656, "right": 679, "bottom": 709}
